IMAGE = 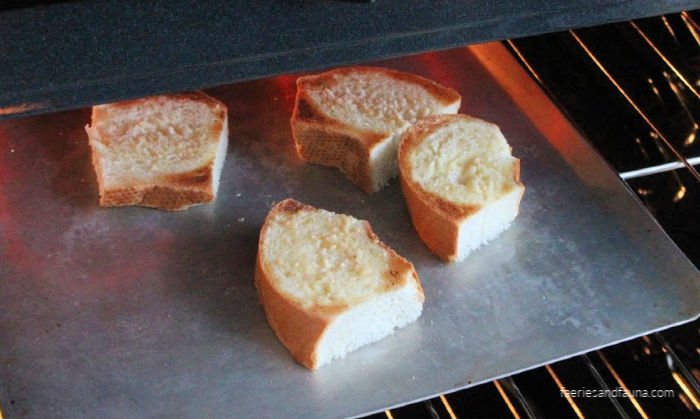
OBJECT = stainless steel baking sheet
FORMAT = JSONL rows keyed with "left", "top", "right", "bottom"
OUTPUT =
{"left": 1, "top": 43, "right": 699, "bottom": 419}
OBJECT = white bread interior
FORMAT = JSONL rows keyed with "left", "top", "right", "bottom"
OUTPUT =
{"left": 399, "top": 114, "right": 524, "bottom": 262}
{"left": 85, "top": 92, "right": 228, "bottom": 211}
{"left": 256, "top": 199, "right": 424, "bottom": 370}
{"left": 291, "top": 67, "right": 461, "bottom": 194}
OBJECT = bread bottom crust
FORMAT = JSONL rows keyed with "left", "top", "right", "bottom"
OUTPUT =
{"left": 99, "top": 185, "right": 214, "bottom": 211}
{"left": 292, "top": 124, "right": 376, "bottom": 194}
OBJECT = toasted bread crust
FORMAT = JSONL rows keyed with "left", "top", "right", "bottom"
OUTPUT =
{"left": 98, "top": 184, "right": 214, "bottom": 211}
{"left": 291, "top": 67, "right": 461, "bottom": 194}
{"left": 292, "top": 90, "right": 388, "bottom": 194}
{"left": 91, "top": 92, "right": 226, "bottom": 117}
{"left": 399, "top": 114, "right": 524, "bottom": 261}
{"left": 292, "top": 121, "right": 382, "bottom": 194}
{"left": 255, "top": 199, "right": 423, "bottom": 369}
{"left": 399, "top": 174, "right": 461, "bottom": 262}
{"left": 296, "top": 67, "right": 461, "bottom": 109}
{"left": 86, "top": 91, "right": 228, "bottom": 211}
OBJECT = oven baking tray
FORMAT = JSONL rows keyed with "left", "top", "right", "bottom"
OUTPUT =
{"left": 1, "top": 43, "right": 699, "bottom": 418}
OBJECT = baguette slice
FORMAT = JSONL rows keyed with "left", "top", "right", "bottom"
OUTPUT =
{"left": 255, "top": 199, "right": 424, "bottom": 370}
{"left": 85, "top": 92, "right": 228, "bottom": 211}
{"left": 291, "top": 67, "right": 461, "bottom": 194}
{"left": 399, "top": 114, "right": 524, "bottom": 262}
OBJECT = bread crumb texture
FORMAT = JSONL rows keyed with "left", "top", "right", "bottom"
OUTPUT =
{"left": 409, "top": 117, "right": 517, "bottom": 205}
{"left": 91, "top": 95, "right": 222, "bottom": 187}
{"left": 306, "top": 70, "right": 446, "bottom": 133}
{"left": 262, "top": 206, "right": 395, "bottom": 309}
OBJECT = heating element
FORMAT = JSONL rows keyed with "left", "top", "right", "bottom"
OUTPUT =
{"left": 368, "top": 10, "right": 700, "bottom": 419}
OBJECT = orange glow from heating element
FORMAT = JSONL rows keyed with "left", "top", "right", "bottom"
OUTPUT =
{"left": 545, "top": 365, "right": 585, "bottom": 419}
{"left": 0, "top": 124, "right": 43, "bottom": 271}
{"left": 672, "top": 372, "right": 700, "bottom": 410}
{"left": 0, "top": 102, "right": 44, "bottom": 115}
{"left": 597, "top": 351, "right": 650, "bottom": 419}
{"left": 439, "top": 395, "right": 458, "bottom": 419}
{"left": 0, "top": 122, "right": 174, "bottom": 293}
{"left": 271, "top": 74, "right": 298, "bottom": 107}
{"left": 493, "top": 380, "right": 521, "bottom": 419}
{"left": 415, "top": 54, "right": 463, "bottom": 95}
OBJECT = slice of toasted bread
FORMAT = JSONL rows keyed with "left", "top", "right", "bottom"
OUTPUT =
{"left": 291, "top": 67, "right": 461, "bottom": 194}
{"left": 255, "top": 199, "right": 424, "bottom": 370}
{"left": 399, "top": 114, "right": 524, "bottom": 262}
{"left": 85, "top": 92, "right": 228, "bottom": 211}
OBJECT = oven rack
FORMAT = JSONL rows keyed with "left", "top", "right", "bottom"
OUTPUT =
{"left": 371, "top": 10, "right": 700, "bottom": 419}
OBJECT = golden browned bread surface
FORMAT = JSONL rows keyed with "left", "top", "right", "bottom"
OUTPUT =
{"left": 399, "top": 114, "right": 524, "bottom": 262}
{"left": 291, "top": 67, "right": 461, "bottom": 193}
{"left": 85, "top": 92, "right": 228, "bottom": 211}
{"left": 256, "top": 199, "right": 424, "bottom": 369}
